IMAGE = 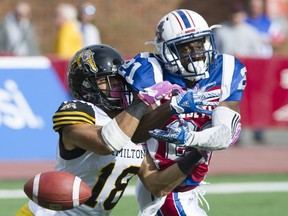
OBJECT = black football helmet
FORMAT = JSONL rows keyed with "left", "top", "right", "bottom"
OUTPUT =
{"left": 68, "top": 44, "right": 132, "bottom": 111}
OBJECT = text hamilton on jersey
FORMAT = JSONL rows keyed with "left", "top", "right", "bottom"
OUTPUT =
{"left": 112, "top": 147, "right": 146, "bottom": 159}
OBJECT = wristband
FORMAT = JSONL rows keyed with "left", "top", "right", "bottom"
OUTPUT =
{"left": 177, "top": 149, "right": 203, "bottom": 175}
{"left": 125, "top": 98, "right": 149, "bottom": 120}
{"left": 101, "top": 118, "right": 131, "bottom": 151}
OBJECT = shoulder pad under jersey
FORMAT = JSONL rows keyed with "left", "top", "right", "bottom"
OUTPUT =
{"left": 52, "top": 100, "right": 95, "bottom": 132}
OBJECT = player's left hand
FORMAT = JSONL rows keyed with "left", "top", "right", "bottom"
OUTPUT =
{"left": 149, "top": 116, "right": 231, "bottom": 151}
{"left": 149, "top": 117, "right": 193, "bottom": 145}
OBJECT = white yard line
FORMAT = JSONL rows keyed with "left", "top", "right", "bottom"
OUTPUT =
{"left": 201, "top": 182, "right": 288, "bottom": 194}
{"left": 1, "top": 182, "right": 288, "bottom": 199}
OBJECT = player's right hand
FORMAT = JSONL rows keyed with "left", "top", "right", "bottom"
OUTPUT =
{"left": 170, "top": 89, "right": 220, "bottom": 115}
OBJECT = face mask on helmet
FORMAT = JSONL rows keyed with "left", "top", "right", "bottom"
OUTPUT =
{"left": 151, "top": 9, "right": 218, "bottom": 82}
{"left": 68, "top": 44, "right": 132, "bottom": 111}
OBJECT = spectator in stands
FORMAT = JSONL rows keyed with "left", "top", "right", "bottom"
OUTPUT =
{"left": 0, "top": 1, "right": 39, "bottom": 56}
{"left": 214, "top": 2, "right": 264, "bottom": 58}
{"left": 54, "top": 3, "right": 83, "bottom": 59}
{"left": 245, "top": 0, "right": 284, "bottom": 57}
{"left": 266, "top": 0, "right": 288, "bottom": 55}
{"left": 215, "top": 2, "right": 262, "bottom": 57}
{"left": 77, "top": 2, "right": 101, "bottom": 47}
{"left": 215, "top": 2, "right": 271, "bottom": 144}
{"left": 245, "top": 0, "right": 283, "bottom": 142}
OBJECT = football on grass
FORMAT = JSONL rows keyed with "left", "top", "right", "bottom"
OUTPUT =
{"left": 23, "top": 171, "right": 92, "bottom": 211}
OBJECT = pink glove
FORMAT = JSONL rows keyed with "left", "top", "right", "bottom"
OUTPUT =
{"left": 138, "top": 81, "right": 183, "bottom": 105}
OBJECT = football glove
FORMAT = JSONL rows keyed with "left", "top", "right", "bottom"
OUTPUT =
{"left": 170, "top": 89, "right": 220, "bottom": 115}
{"left": 138, "top": 81, "right": 183, "bottom": 105}
{"left": 149, "top": 120, "right": 231, "bottom": 151}
{"left": 149, "top": 118, "right": 193, "bottom": 145}
{"left": 149, "top": 120, "right": 193, "bottom": 145}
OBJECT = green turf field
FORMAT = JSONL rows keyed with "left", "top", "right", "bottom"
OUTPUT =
{"left": 1, "top": 173, "right": 287, "bottom": 216}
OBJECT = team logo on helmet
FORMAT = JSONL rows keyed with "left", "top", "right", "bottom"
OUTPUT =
{"left": 76, "top": 50, "right": 98, "bottom": 74}
{"left": 155, "top": 21, "right": 165, "bottom": 43}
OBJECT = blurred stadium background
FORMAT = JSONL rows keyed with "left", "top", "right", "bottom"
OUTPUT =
{"left": 1, "top": 0, "right": 288, "bottom": 56}
{"left": 1, "top": 0, "right": 288, "bottom": 215}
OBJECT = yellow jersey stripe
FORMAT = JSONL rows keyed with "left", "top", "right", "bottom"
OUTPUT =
{"left": 53, "top": 111, "right": 95, "bottom": 122}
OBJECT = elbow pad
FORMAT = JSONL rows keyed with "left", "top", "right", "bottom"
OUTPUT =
{"left": 187, "top": 106, "right": 241, "bottom": 150}
{"left": 212, "top": 106, "right": 241, "bottom": 146}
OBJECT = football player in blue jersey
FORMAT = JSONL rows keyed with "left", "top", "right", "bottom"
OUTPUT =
{"left": 119, "top": 9, "right": 247, "bottom": 216}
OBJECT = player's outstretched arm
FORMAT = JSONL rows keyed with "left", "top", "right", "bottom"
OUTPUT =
{"left": 138, "top": 149, "right": 202, "bottom": 197}
{"left": 60, "top": 82, "right": 180, "bottom": 155}
{"left": 132, "top": 101, "right": 173, "bottom": 143}
{"left": 61, "top": 99, "right": 149, "bottom": 155}
{"left": 149, "top": 101, "right": 241, "bottom": 150}
{"left": 132, "top": 88, "right": 220, "bottom": 143}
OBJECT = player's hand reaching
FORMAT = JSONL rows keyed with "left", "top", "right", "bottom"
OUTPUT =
{"left": 149, "top": 117, "right": 231, "bottom": 151}
{"left": 170, "top": 89, "right": 220, "bottom": 115}
{"left": 149, "top": 117, "right": 193, "bottom": 145}
{"left": 138, "top": 81, "right": 183, "bottom": 105}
